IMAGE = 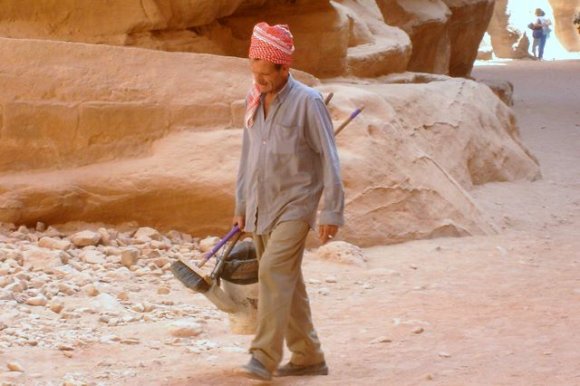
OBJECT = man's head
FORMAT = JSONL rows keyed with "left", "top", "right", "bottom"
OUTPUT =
{"left": 248, "top": 22, "right": 295, "bottom": 94}
{"left": 250, "top": 59, "right": 289, "bottom": 94}
{"left": 535, "top": 8, "right": 545, "bottom": 17}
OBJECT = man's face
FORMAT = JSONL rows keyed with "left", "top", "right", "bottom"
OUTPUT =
{"left": 250, "top": 59, "right": 289, "bottom": 94}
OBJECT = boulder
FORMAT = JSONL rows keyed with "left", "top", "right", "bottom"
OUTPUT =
{"left": 0, "top": 37, "right": 540, "bottom": 246}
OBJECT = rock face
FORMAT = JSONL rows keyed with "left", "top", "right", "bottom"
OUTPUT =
{"left": 442, "top": 0, "right": 495, "bottom": 76}
{"left": 549, "top": 0, "right": 580, "bottom": 52}
{"left": 0, "top": 37, "right": 540, "bottom": 246}
{"left": 376, "top": 0, "right": 493, "bottom": 76}
{"left": 0, "top": 0, "right": 494, "bottom": 77}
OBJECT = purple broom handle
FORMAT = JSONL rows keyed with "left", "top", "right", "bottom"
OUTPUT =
{"left": 334, "top": 106, "right": 364, "bottom": 136}
{"left": 350, "top": 107, "right": 363, "bottom": 120}
{"left": 199, "top": 225, "right": 240, "bottom": 266}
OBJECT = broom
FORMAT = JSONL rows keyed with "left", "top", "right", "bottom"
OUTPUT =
{"left": 170, "top": 225, "right": 241, "bottom": 293}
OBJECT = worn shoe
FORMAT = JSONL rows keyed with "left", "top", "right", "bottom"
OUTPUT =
{"left": 274, "top": 361, "right": 329, "bottom": 377}
{"left": 240, "top": 357, "right": 272, "bottom": 381}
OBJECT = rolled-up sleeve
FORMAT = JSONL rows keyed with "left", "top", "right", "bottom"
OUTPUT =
{"left": 305, "top": 97, "right": 345, "bottom": 226}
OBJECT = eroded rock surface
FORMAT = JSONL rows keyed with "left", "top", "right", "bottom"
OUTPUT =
{"left": 0, "top": 37, "right": 540, "bottom": 246}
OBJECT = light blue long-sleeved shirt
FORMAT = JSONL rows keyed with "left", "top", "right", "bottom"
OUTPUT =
{"left": 235, "top": 74, "right": 344, "bottom": 235}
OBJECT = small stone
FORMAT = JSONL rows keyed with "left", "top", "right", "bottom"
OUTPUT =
{"left": 132, "top": 303, "right": 146, "bottom": 313}
{"left": 409, "top": 264, "right": 418, "bottom": 270}
{"left": 121, "top": 337, "right": 141, "bottom": 345}
{"left": 169, "top": 319, "right": 203, "bottom": 337}
{"left": 7, "top": 361, "right": 24, "bottom": 372}
{"left": 438, "top": 352, "right": 451, "bottom": 358}
{"left": 157, "top": 287, "right": 170, "bottom": 295}
{"left": 199, "top": 236, "right": 220, "bottom": 253}
{"left": 134, "top": 227, "right": 163, "bottom": 241}
{"left": 48, "top": 299, "right": 65, "bottom": 314}
{"left": 58, "top": 344, "right": 75, "bottom": 351}
{"left": 318, "top": 287, "right": 330, "bottom": 296}
{"left": 83, "top": 284, "right": 100, "bottom": 297}
{"left": 26, "top": 294, "right": 48, "bottom": 306}
{"left": 370, "top": 336, "right": 392, "bottom": 344}
{"left": 79, "top": 249, "right": 106, "bottom": 265}
{"left": 324, "top": 276, "right": 337, "bottom": 283}
{"left": 153, "top": 257, "right": 171, "bottom": 268}
{"left": 98, "top": 227, "right": 113, "bottom": 245}
{"left": 120, "top": 248, "right": 140, "bottom": 268}
{"left": 117, "top": 291, "right": 129, "bottom": 301}
{"left": 70, "top": 230, "right": 101, "bottom": 247}
{"left": 413, "top": 327, "right": 424, "bottom": 334}
{"left": 38, "top": 237, "right": 72, "bottom": 251}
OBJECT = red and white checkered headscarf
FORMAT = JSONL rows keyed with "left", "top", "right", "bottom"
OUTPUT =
{"left": 245, "top": 22, "right": 295, "bottom": 128}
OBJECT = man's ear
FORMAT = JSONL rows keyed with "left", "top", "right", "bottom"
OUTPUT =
{"left": 281, "top": 64, "right": 290, "bottom": 76}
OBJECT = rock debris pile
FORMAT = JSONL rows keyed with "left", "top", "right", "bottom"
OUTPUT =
{"left": 0, "top": 222, "right": 226, "bottom": 352}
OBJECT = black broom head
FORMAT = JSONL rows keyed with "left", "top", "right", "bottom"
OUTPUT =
{"left": 170, "top": 260, "right": 212, "bottom": 293}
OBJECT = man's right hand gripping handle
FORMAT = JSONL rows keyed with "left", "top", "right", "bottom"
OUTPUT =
{"left": 233, "top": 216, "right": 245, "bottom": 232}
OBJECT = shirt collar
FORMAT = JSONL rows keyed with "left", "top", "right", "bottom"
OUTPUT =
{"left": 274, "top": 73, "right": 295, "bottom": 104}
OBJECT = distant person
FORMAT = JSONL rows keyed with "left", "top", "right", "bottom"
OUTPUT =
{"left": 529, "top": 8, "right": 552, "bottom": 60}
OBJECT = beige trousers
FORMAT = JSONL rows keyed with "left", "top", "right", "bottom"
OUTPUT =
{"left": 250, "top": 220, "right": 325, "bottom": 372}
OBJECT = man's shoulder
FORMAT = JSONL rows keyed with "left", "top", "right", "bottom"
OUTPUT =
{"left": 290, "top": 77, "right": 323, "bottom": 101}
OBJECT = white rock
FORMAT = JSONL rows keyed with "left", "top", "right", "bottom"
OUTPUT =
{"left": 134, "top": 227, "right": 163, "bottom": 241}
{"left": 370, "top": 336, "right": 392, "bottom": 344}
{"left": 168, "top": 319, "right": 204, "bottom": 337}
{"left": 120, "top": 248, "right": 140, "bottom": 267}
{"left": 91, "top": 293, "right": 126, "bottom": 313}
{"left": 79, "top": 249, "right": 106, "bottom": 265}
{"left": 22, "top": 248, "right": 64, "bottom": 271}
{"left": 199, "top": 236, "right": 220, "bottom": 253}
{"left": 0, "top": 289, "right": 13, "bottom": 300}
{"left": 103, "top": 267, "right": 132, "bottom": 281}
{"left": 70, "top": 231, "right": 101, "bottom": 247}
{"left": 98, "top": 227, "right": 112, "bottom": 245}
{"left": 319, "top": 287, "right": 330, "bottom": 296}
{"left": 26, "top": 294, "right": 48, "bottom": 306}
{"left": 38, "top": 236, "right": 72, "bottom": 251}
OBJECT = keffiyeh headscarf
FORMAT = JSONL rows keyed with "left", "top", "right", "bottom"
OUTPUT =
{"left": 245, "top": 22, "right": 295, "bottom": 128}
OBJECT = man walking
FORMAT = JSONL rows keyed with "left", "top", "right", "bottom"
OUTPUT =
{"left": 233, "top": 22, "right": 345, "bottom": 381}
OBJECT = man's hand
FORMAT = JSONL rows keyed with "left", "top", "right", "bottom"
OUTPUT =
{"left": 318, "top": 224, "right": 338, "bottom": 244}
{"left": 233, "top": 216, "right": 245, "bottom": 232}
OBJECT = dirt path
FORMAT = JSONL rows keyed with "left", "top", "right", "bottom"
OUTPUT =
{"left": 2, "top": 60, "right": 579, "bottom": 386}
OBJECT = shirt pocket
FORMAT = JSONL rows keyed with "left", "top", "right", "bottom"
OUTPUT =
{"left": 271, "top": 124, "right": 299, "bottom": 154}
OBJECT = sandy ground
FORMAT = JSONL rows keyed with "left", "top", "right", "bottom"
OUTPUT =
{"left": 2, "top": 59, "right": 579, "bottom": 386}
